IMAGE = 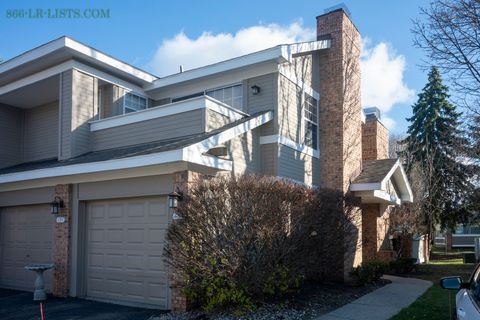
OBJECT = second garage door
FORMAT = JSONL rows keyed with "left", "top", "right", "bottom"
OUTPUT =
{"left": 0, "top": 204, "right": 54, "bottom": 292}
{"left": 85, "top": 197, "right": 170, "bottom": 308}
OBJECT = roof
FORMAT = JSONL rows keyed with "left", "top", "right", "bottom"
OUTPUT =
{"left": 354, "top": 159, "right": 398, "bottom": 184}
{"left": 351, "top": 158, "right": 413, "bottom": 204}
{"left": 0, "top": 36, "right": 158, "bottom": 87}
{"left": 0, "top": 111, "right": 271, "bottom": 176}
{"left": 145, "top": 40, "right": 331, "bottom": 90}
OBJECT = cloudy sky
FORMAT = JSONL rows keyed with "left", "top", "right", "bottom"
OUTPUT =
{"left": 0, "top": 0, "right": 431, "bottom": 134}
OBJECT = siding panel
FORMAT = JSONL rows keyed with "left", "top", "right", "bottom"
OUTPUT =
{"left": 71, "top": 70, "right": 95, "bottom": 157}
{"left": 0, "top": 104, "right": 22, "bottom": 168}
{"left": 228, "top": 129, "right": 258, "bottom": 175}
{"left": 60, "top": 70, "right": 73, "bottom": 160}
{"left": 277, "top": 145, "right": 319, "bottom": 186}
{"left": 246, "top": 73, "right": 277, "bottom": 136}
{"left": 23, "top": 102, "right": 59, "bottom": 162}
{"left": 278, "top": 74, "right": 302, "bottom": 143}
{"left": 92, "top": 109, "right": 204, "bottom": 151}
{"left": 206, "top": 109, "right": 232, "bottom": 132}
{"left": 260, "top": 143, "right": 277, "bottom": 176}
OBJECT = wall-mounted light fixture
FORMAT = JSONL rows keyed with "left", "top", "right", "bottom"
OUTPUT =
{"left": 50, "top": 196, "right": 64, "bottom": 215}
{"left": 251, "top": 85, "right": 261, "bottom": 95}
{"left": 168, "top": 190, "right": 184, "bottom": 209}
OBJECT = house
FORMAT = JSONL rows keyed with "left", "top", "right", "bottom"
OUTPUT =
{"left": 0, "top": 7, "right": 412, "bottom": 311}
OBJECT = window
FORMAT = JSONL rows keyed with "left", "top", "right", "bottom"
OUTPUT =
{"left": 303, "top": 92, "right": 318, "bottom": 150}
{"left": 206, "top": 84, "right": 243, "bottom": 110}
{"left": 124, "top": 92, "right": 147, "bottom": 114}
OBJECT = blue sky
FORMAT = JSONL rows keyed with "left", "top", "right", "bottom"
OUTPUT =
{"left": 0, "top": 0, "right": 432, "bottom": 134}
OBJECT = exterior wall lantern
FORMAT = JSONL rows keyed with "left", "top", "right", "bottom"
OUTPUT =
{"left": 50, "top": 196, "right": 64, "bottom": 215}
{"left": 251, "top": 85, "right": 261, "bottom": 95}
{"left": 168, "top": 190, "right": 183, "bottom": 209}
{"left": 168, "top": 190, "right": 184, "bottom": 221}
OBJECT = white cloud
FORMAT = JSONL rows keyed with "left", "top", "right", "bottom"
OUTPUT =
{"left": 150, "top": 20, "right": 315, "bottom": 77}
{"left": 381, "top": 116, "right": 396, "bottom": 130}
{"left": 360, "top": 39, "right": 415, "bottom": 114}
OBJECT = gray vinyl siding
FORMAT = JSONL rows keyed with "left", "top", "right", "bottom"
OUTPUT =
{"left": 60, "top": 70, "right": 73, "bottom": 160}
{"left": 23, "top": 101, "right": 59, "bottom": 162}
{"left": 0, "top": 186, "right": 55, "bottom": 207}
{"left": 246, "top": 73, "right": 277, "bottom": 136}
{"left": 77, "top": 175, "right": 173, "bottom": 201}
{"left": 71, "top": 70, "right": 95, "bottom": 157}
{"left": 260, "top": 143, "right": 277, "bottom": 176}
{"left": 92, "top": 109, "right": 204, "bottom": 151}
{"left": 278, "top": 74, "right": 302, "bottom": 143}
{"left": 99, "top": 84, "right": 114, "bottom": 119}
{"left": 112, "top": 86, "right": 125, "bottom": 116}
{"left": 277, "top": 145, "right": 319, "bottom": 186}
{"left": 205, "top": 109, "right": 232, "bottom": 132}
{"left": 0, "top": 104, "right": 22, "bottom": 168}
{"left": 282, "top": 54, "right": 315, "bottom": 89}
{"left": 227, "top": 128, "right": 258, "bottom": 174}
{"left": 153, "top": 98, "right": 172, "bottom": 108}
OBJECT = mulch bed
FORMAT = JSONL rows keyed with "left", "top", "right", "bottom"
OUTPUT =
{"left": 151, "top": 279, "right": 390, "bottom": 320}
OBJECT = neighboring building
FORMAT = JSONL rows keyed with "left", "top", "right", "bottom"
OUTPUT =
{"left": 0, "top": 7, "right": 412, "bottom": 310}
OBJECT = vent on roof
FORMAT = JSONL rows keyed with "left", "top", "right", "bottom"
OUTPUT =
{"left": 324, "top": 3, "right": 351, "bottom": 17}
{"left": 363, "top": 107, "right": 381, "bottom": 120}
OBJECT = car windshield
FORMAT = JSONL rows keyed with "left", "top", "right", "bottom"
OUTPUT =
{"left": 470, "top": 264, "right": 480, "bottom": 303}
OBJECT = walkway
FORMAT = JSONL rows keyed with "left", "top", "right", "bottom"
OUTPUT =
{"left": 317, "top": 275, "right": 432, "bottom": 320}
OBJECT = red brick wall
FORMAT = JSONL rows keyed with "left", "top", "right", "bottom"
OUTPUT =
{"left": 170, "top": 171, "right": 210, "bottom": 312}
{"left": 361, "top": 203, "right": 395, "bottom": 263}
{"left": 362, "top": 118, "right": 389, "bottom": 160}
{"left": 52, "top": 184, "right": 72, "bottom": 297}
{"left": 317, "top": 9, "right": 363, "bottom": 279}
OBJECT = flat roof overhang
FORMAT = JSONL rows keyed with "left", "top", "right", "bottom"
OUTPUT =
{"left": 0, "top": 37, "right": 157, "bottom": 88}
{"left": 145, "top": 40, "right": 331, "bottom": 93}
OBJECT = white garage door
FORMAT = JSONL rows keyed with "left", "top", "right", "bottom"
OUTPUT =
{"left": 0, "top": 204, "right": 54, "bottom": 291}
{"left": 85, "top": 197, "right": 170, "bottom": 309}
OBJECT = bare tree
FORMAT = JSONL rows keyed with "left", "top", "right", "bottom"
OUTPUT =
{"left": 412, "top": 0, "right": 480, "bottom": 114}
{"left": 389, "top": 133, "right": 406, "bottom": 159}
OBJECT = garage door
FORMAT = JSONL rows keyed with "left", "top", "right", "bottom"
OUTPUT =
{"left": 0, "top": 204, "right": 54, "bottom": 291}
{"left": 85, "top": 197, "right": 170, "bottom": 308}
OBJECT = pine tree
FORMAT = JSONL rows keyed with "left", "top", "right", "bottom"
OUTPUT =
{"left": 401, "top": 66, "right": 471, "bottom": 234}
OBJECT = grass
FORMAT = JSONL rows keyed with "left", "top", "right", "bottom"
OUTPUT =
{"left": 390, "top": 246, "right": 476, "bottom": 320}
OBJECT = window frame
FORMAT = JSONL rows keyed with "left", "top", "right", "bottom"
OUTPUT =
{"left": 302, "top": 91, "right": 319, "bottom": 151}
{"left": 205, "top": 83, "right": 243, "bottom": 110}
{"left": 123, "top": 91, "right": 148, "bottom": 114}
{"left": 169, "top": 83, "right": 243, "bottom": 110}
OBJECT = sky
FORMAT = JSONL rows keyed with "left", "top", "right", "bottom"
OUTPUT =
{"left": 0, "top": 0, "right": 432, "bottom": 134}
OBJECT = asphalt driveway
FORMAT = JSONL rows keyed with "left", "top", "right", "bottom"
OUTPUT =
{"left": 0, "top": 289, "right": 168, "bottom": 320}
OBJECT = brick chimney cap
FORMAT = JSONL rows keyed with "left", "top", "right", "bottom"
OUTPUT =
{"left": 317, "top": 3, "right": 352, "bottom": 19}
{"left": 363, "top": 107, "right": 381, "bottom": 120}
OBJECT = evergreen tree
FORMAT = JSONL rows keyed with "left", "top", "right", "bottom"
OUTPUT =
{"left": 401, "top": 66, "right": 471, "bottom": 234}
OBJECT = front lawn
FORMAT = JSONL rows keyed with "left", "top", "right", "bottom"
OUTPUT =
{"left": 391, "top": 247, "right": 475, "bottom": 320}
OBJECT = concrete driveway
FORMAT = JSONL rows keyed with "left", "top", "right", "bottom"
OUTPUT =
{"left": 0, "top": 289, "right": 168, "bottom": 320}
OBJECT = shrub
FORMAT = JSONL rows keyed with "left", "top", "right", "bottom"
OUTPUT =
{"left": 349, "top": 261, "right": 389, "bottom": 285}
{"left": 164, "top": 174, "right": 359, "bottom": 311}
{"left": 389, "top": 257, "right": 417, "bottom": 274}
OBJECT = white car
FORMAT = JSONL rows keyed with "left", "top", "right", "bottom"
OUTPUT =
{"left": 441, "top": 264, "right": 480, "bottom": 319}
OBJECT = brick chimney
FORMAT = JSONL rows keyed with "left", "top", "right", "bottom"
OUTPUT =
{"left": 317, "top": 5, "right": 363, "bottom": 280}
{"left": 362, "top": 107, "right": 389, "bottom": 160}
{"left": 317, "top": 6, "right": 362, "bottom": 193}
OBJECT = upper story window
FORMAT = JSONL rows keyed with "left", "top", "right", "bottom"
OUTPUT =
{"left": 303, "top": 92, "right": 318, "bottom": 150}
{"left": 124, "top": 92, "right": 147, "bottom": 114}
{"left": 206, "top": 84, "right": 243, "bottom": 110}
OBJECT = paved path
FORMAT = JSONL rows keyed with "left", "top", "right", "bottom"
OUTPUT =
{"left": 317, "top": 275, "right": 432, "bottom": 320}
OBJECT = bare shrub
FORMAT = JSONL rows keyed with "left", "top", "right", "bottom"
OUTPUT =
{"left": 164, "top": 174, "right": 359, "bottom": 311}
